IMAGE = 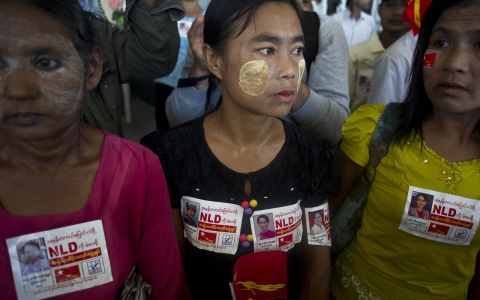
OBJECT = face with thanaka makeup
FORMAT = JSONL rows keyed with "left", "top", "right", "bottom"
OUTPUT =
{"left": 203, "top": 1, "right": 305, "bottom": 117}
{"left": 0, "top": 1, "right": 102, "bottom": 142}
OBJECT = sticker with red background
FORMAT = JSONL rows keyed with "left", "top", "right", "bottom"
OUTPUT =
{"left": 423, "top": 51, "right": 441, "bottom": 69}
{"left": 6, "top": 220, "right": 112, "bottom": 299}
{"left": 399, "top": 186, "right": 480, "bottom": 245}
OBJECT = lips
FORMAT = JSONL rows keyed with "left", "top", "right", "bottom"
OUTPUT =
{"left": 275, "top": 90, "right": 294, "bottom": 102}
{"left": 438, "top": 82, "right": 465, "bottom": 89}
{"left": 437, "top": 81, "right": 467, "bottom": 95}
{"left": 7, "top": 113, "right": 42, "bottom": 125}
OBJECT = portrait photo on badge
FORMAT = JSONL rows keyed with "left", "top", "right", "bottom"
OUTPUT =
{"left": 16, "top": 238, "right": 50, "bottom": 276}
{"left": 253, "top": 213, "right": 276, "bottom": 241}
{"left": 184, "top": 200, "right": 200, "bottom": 228}
{"left": 308, "top": 210, "right": 327, "bottom": 236}
{"left": 408, "top": 191, "right": 434, "bottom": 220}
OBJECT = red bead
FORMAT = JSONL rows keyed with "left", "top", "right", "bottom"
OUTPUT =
{"left": 239, "top": 234, "right": 247, "bottom": 242}
{"left": 241, "top": 201, "right": 249, "bottom": 209}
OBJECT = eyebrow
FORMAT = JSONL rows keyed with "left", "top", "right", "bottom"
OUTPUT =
{"left": 432, "top": 26, "right": 480, "bottom": 36}
{"left": 250, "top": 33, "right": 305, "bottom": 45}
{"left": 29, "top": 48, "right": 65, "bottom": 58}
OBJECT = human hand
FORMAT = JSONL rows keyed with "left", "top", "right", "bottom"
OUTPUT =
{"left": 291, "top": 82, "right": 310, "bottom": 113}
{"left": 188, "top": 16, "right": 210, "bottom": 78}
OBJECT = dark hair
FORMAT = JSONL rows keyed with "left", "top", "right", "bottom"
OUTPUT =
{"left": 257, "top": 214, "right": 270, "bottom": 223}
{"left": 22, "top": 241, "right": 41, "bottom": 254}
{"left": 414, "top": 193, "right": 427, "bottom": 202}
{"left": 393, "top": 0, "right": 479, "bottom": 144}
{"left": 14, "top": 0, "right": 95, "bottom": 64}
{"left": 204, "top": 0, "right": 304, "bottom": 54}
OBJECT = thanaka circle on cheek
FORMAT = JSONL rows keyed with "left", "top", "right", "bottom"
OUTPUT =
{"left": 239, "top": 60, "right": 269, "bottom": 96}
{"left": 423, "top": 50, "right": 441, "bottom": 70}
{"left": 297, "top": 59, "right": 305, "bottom": 93}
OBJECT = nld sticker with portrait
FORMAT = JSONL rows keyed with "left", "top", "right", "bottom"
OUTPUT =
{"left": 399, "top": 186, "right": 480, "bottom": 245}
{"left": 181, "top": 196, "right": 244, "bottom": 255}
{"left": 304, "top": 202, "right": 331, "bottom": 246}
{"left": 250, "top": 201, "right": 303, "bottom": 252}
{"left": 6, "top": 220, "right": 112, "bottom": 299}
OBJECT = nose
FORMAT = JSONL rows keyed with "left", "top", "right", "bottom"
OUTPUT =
{"left": 442, "top": 44, "right": 470, "bottom": 75}
{"left": 276, "top": 52, "right": 297, "bottom": 81}
{"left": 3, "top": 63, "right": 39, "bottom": 102}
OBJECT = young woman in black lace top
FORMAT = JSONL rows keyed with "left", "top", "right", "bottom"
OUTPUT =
{"left": 142, "top": 0, "right": 340, "bottom": 298}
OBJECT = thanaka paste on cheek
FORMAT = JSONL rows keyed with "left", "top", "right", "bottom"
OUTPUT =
{"left": 297, "top": 59, "right": 305, "bottom": 93}
{"left": 423, "top": 50, "right": 441, "bottom": 70}
{"left": 239, "top": 60, "right": 269, "bottom": 96}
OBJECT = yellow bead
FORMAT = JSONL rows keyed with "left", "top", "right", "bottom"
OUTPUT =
{"left": 247, "top": 234, "right": 254, "bottom": 242}
{"left": 249, "top": 199, "right": 258, "bottom": 208}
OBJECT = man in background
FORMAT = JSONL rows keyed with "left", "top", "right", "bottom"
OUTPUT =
{"left": 332, "top": 0, "right": 376, "bottom": 47}
{"left": 367, "top": 0, "right": 432, "bottom": 105}
{"left": 348, "top": 0, "right": 410, "bottom": 112}
{"left": 80, "top": 0, "right": 184, "bottom": 136}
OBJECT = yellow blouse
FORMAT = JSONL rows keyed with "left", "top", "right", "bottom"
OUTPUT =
{"left": 330, "top": 105, "right": 480, "bottom": 300}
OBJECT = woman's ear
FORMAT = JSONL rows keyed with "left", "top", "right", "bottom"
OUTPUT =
{"left": 85, "top": 46, "right": 103, "bottom": 91}
{"left": 203, "top": 44, "right": 223, "bottom": 80}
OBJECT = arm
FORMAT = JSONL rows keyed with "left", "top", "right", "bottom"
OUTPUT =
{"left": 290, "top": 15, "right": 350, "bottom": 143}
{"left": 467, "top": 252, "right": 480, "bottom": 299}
{"left": 115, "top": 0, "right": 185, "bottom": 82}
{"left": 165, "top": 17, "right": 222, "bottom": 127}
{"left": 329, "top": 144, "right": 365, "bottom": 213}
{"left": 172, "top": 208, "right": 195, "bottom": 300}
{"left": 299, "top": 201, "right": 331, "bottom": 300}
{"left": 136, "top": 158, "right": 183, "bottom": 299}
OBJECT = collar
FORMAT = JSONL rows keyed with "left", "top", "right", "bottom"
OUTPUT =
{"left": 368, "top": 31, "right": 385, "bottom": 54}
{"left": 346, "top": 8, "right": 365, "bottom": 21}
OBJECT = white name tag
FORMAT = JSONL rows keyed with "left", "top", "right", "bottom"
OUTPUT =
{"left": 399, "top": 186, "right": 480, "bottom": 245}
{"left": 177, "top": 20, "right": 193, "bottom": 38}
{"left": 250, "top": 201, "right": 303, "bottom": 252}
{"left": 6, "top": 220, "right": 112, "bottom": 299}
{"left": 181, "top": 196, "right": 244, "bottom": 255}
{"left": 305, "top": 202, "right": 331, "bottom": 246}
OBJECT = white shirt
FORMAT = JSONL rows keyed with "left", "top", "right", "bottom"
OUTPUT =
{"left": 367, "top": 30, "right": 418, "bottom": 105}
{"left": 332, "top": 9, "right": 376, "bottom": 47}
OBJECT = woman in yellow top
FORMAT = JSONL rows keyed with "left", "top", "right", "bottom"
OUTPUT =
{"left": 330, "top": 0, "right": 480, "bottom": 299}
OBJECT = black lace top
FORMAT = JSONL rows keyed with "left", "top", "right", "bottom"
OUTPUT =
{"left": 142, "top": 116, "right": 340, "bottom": 299}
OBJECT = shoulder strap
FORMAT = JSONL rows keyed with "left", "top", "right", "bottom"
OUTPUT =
{"left": 348, "top": 103, "right": 401, "bottom": 201}
{"left": 301, "top": 11, "right": 320, "bottom": 76}
{"left": 368, "top": 102, "right": 402, "bottom": 167}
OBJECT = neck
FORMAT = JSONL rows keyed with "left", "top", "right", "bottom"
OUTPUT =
{"left": 416, "top": 207, "right": 423, "bottom": 212}
{"left": 379, "top": 29, "right": 408, "bottom": 49}
{"left": 207, "top": 100, "right": 279, "bottom": 149}
{"left": 0, "top": 122, "right": 84, "bottom": 171}
{"left": 182, "top": 0, "right": 202, "bottom": 17}
{"left": 422, "top": 108, "right": 480, "bottom": 161}
{"left": 349, "top": 5, "right": 361, "bottom": 20}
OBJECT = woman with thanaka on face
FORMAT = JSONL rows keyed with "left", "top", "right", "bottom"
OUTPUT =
{"left": 0, "top": 1, "right": 181, "bottom": 298}
{"left": 142, "top": 0, "right": 340, "bottom": 298}
{"left": 330, "top": 0, "right": 480, "bottom": 298}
